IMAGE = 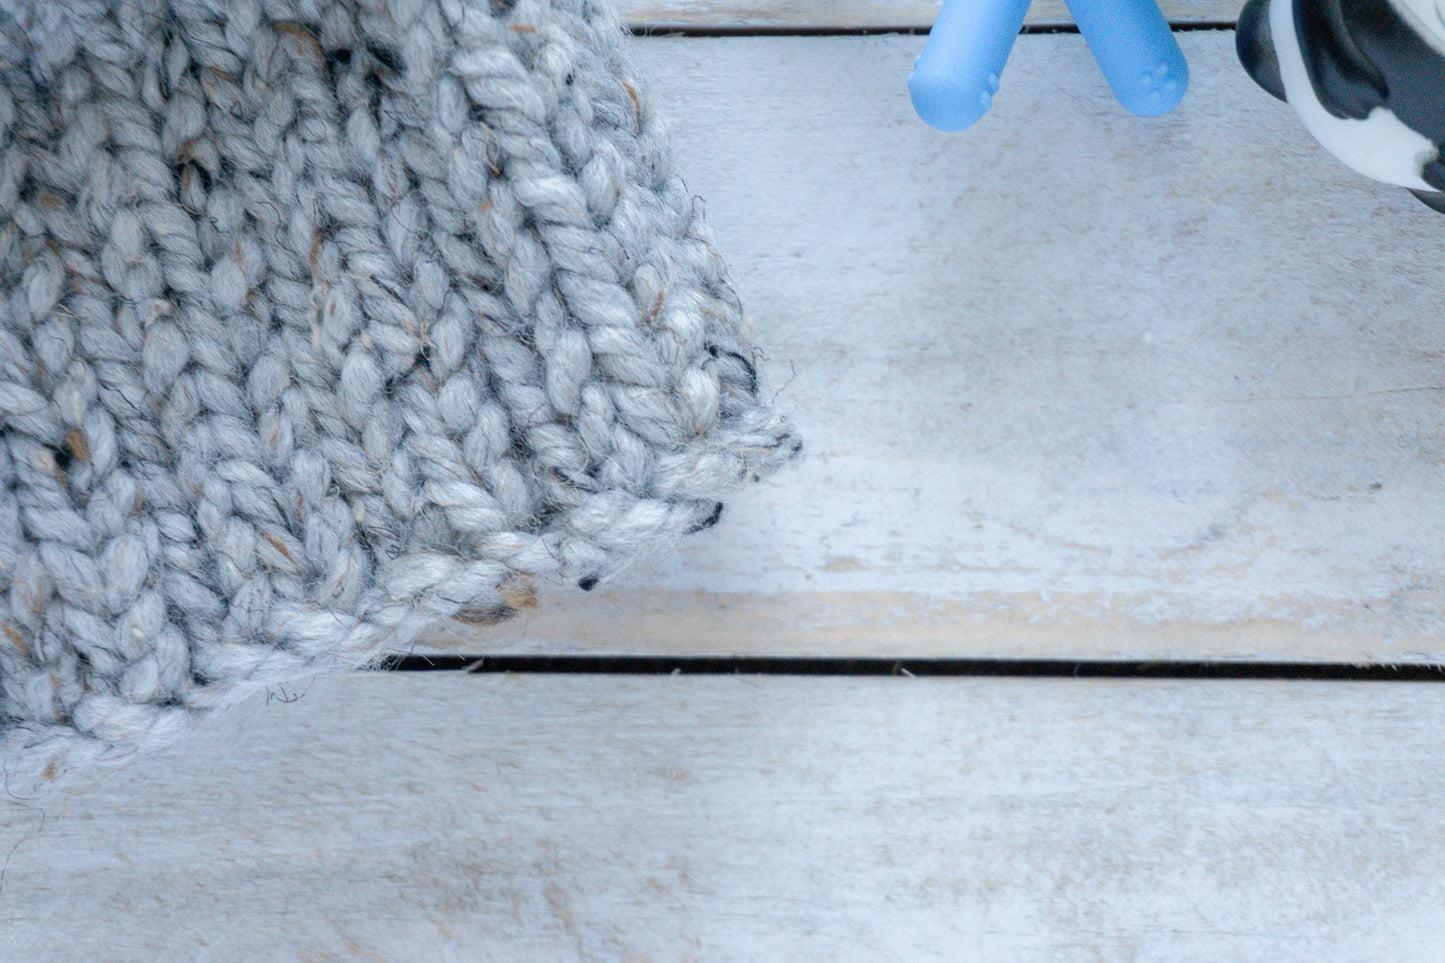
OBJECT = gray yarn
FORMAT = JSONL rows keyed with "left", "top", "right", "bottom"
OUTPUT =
{"left": 0, "top": 0, "right": 799, "bottom": 790}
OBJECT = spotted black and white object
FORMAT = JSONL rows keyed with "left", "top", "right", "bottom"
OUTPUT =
{"left": 1236, "top": 0, "right": 1445, "bottom": 211}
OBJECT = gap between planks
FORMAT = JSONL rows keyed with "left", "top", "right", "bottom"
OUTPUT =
{"left": 616, "top": 0, "right": 1239, "bottom": 31}
{"left": 382, "top": 653, "right": 1445, "bottom": 681}
{"left": 624, "top": 19, "right": 1239, "bottom": 35}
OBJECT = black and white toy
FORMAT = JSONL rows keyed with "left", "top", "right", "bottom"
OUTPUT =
{"left": 1236, "top": 0, "right": 1445, "bottom": 211}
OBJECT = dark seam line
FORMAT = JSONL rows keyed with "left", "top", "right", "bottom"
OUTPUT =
{"left": 626, "top": 21, "right": 1237, "bottom": 37}
{"left": 376, "top": 654, "right": 1445, "bottom": 681}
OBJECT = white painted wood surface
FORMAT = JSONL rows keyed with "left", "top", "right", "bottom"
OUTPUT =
{"left": 4, "top": 16, "right": 1439, "bottom": 963}
{"left": 617, "top": 0, "right": 1236, "bottom": 30}
{"left": 3, "top": 672, "right": 1444, "bottom": 960}
{"left": 430, "top": 31, "right": 1445, "bottom": 662}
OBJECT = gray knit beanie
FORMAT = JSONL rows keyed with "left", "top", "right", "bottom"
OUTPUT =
{"left": 0, "top": 0, "right": 800, "bottom": 789}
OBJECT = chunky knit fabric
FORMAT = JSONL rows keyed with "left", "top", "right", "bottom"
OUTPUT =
{"left": 0, "top": 0, "right": 799, "bottom": 790}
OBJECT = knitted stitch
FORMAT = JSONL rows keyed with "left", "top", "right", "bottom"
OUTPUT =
{"left": 0, "top": 0, "right": 799, "bottom": 790}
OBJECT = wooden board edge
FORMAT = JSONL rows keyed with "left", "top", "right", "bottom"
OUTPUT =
{"left": 414, "top": 588, "right": 1445, "bottom": 664}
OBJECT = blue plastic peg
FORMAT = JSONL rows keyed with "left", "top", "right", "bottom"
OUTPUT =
{"left": 909, "top": 0, "right": 1189, "bottom": 130}
{"left": 908, "top": 0, "right": 1032, "bottom": 131}
{"left": 1066, "top": 0, "right": 1188, "bottom": 117}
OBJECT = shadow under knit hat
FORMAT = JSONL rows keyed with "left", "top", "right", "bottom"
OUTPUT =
{"left": 0, "top": 0, "right": 800, "bottom": 789}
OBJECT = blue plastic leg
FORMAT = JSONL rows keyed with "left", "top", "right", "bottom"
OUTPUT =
{"left": 908, "top": 0, "right": 1033, "bottom": 131}
{"left": 1064, "top": 0, "right": 1188, "bottom": 116}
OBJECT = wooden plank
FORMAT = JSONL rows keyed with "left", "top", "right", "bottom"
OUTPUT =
{"left": 4, "top": 672, "right": 1445, "bottom": 958}
{"left": 618, "top": 0, "right": 1237, "bottom": 31}
{"left": 430, "top": 32, "right": 1445, "bottom": 663}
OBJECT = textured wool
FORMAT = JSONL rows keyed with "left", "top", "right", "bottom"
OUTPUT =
{"left": 0, "top": 0, "right": 799, "bottom": 790}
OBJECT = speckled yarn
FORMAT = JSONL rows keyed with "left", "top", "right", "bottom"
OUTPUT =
{"left": 0, "top": 0, "right": 799, "bottom": 789}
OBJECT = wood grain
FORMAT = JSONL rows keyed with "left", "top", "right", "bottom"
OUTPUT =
{"left": 3, "top": 672, "right": 1444, "bottom": 960}
{"left": 617, "top": 0, "right": 1238, "bottom": 30}
{"left": 427, "top": 32, "right": 1445, "bottom": 663}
